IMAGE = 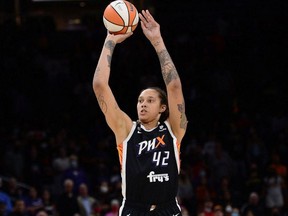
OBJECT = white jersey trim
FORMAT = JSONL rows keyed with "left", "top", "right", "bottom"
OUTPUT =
{"left": 164, "top": 120, "right": 181, "bottom": 173}
{"left": 121, "top": 121, "right": 137, "bottom": 199}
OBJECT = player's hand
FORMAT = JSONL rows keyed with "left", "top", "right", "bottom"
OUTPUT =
{"left": 139, "top": 10, "right": 161, "bottom": 43}
{"left": 106, "top": 31, "right": 133, "bottom": 44}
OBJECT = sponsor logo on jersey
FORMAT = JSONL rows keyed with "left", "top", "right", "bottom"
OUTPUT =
{"left": 159, "top": 125, "right": 167, "bottom": 132}
{"left": 147, "top": 171, "right": 169, "bottom": 182}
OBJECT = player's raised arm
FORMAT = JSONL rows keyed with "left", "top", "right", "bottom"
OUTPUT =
{"left": 92, "top": 32, "right": 133, "bottom": 144}
{"left": 139, "top": 10, "right": 188, "bottom": 142}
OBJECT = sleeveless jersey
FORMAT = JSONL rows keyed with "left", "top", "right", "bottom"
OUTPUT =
{"left": 117, "top": 121, "right": 181, "bottom": 204}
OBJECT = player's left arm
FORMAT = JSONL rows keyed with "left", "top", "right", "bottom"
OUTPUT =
{"left": 139, "top": 10, "right": 188, "bottom": 142}
{"left": 156, "top": 40, "right": 188, "bottom": 142}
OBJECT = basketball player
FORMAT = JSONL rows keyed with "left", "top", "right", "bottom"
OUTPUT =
{"left": 93, "top": 10, "right": 187, "bottom": 215}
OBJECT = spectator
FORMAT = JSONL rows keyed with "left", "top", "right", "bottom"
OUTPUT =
{"left": 225, "top": 204, "right": 234, "bottom": 216}
{"left": 77, "top": 183, "right": 97, "bottom": 216}
{"left": 8, "top": 199, "right": 29, "bottom": 216}
{"left": 90, "top": 202, "right": 102, "bottom": 216}
{"left": 263, "top": 166, "right": 285, "bottom": 214}
{"left": 104, "top": 199, "right": 119, "bottom": 216}
{"left": 195, "top": 174, "right": 216, "bottom": 213}
{"left": 231, "top": 207, "right": 240, "bottom": 216}
{"left": 215, "top": 176, "right": 232, "bottom": 208}
{"left": 35, "top": 210, "right": 48, "bottom": 216}
{"left": 213, "top": 204, "right": 224, "bottom": 216}
{"left": 5, "top": 178, "right": 25, "bottom": 205}
{"left": 55, "top": 179, "right": 80, "bottom": 216}
{"left": 202, "top": 133, "right": 217, "bottom": 160}
{"left": 245, "top": 163, "right": 262, "bottom": 197}
{"left": 63, "top": 155, "right": 89, "bottom": 194}
{"left": 206, "top": 141, "right": 235, "bottom": 188}
{"left": 269, "top": 152, "right": 287, "bottom": 180}
{"left": 41, "top": 189, "right": 55, "bottom": 216}
{"left": 178, "top": 169, "right": 194, "bottom": 215}
{"left": 24, "top": 187, "right": 43, "bottom": 216}
{"left": 52, "top": 147, "right": 70, "bottom": 173}
{"left": 52, "top": 147, "right": 71, "bottom": 196}
{"left": 0, "top": 178, "right": 13, "bottom": 216}
{"left": 95, "top": 181, "right": 110, "bottom": 206}
{"left": 197, "top": 200, "right": 214, "bottom": 216}
{"left": 241, "top": 192, "right": 264, "bottom": 216}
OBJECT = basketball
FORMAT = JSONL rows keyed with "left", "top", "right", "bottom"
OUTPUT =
{"left": 103, "top": 0, "right": 139, "bottom": 35}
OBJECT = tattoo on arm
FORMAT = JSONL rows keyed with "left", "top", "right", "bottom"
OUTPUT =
{"left": 178, "top": 102, "right": 188, "bottom": 130}
{"left": 107, "top": 55, "right": 112, "bottom": 68}
{"left": 158, "top": 50, "right": 179, "bottom": 85}
{"left": 105, "top": 40, "right": 116, "bottom": 68}
{"left": 97, "top": 94, "right": 108, "bottom": 114}
{"left": 153, "top": 40, "right": 160, "bottom": 47}
{"left": 105, "top": 40, "right": 116, "bottom": 52}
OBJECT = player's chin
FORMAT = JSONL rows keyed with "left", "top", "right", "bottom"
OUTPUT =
{"left": 138, "top": 115, "right": 149, "bottom": 123}
{"left": 138, "top": 116, "right": 145, "bottom": 121}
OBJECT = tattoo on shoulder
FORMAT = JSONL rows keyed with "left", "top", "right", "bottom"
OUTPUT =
{"left": 178, "top": 102, "right": 188, "bottom": 130}
{"left": 97, "top": 94, "right": 108, "bottom": 114}
{"left": 158, "top": 50, "right": 179, "bottom": 85}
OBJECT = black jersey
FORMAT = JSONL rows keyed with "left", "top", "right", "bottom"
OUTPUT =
{"left": 117, "top": 121, "right": 181, "bottom": 204}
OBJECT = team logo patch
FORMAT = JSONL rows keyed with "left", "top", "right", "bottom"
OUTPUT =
{"left": 138, "top": 135, "right": 166, "bottom": 155}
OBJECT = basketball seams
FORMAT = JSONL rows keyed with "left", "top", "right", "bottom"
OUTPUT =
{"left": 103, "top": 17, "right": 124, "bottom": 28}
{"left": 123, "top": 0, "right": 138, "bottom": 33}
{"left": 103, "top": 0, "right": 139, "bottom": 34}
{"left": 104, "top": 5, "right": 125, "bottom": 26}
{"left": 123, "top": 0, "right": 132, "bottom": 26}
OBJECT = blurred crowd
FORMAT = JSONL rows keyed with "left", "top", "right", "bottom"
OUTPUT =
{"left": 0, "top": 0, "right": 287, "bottom": 216}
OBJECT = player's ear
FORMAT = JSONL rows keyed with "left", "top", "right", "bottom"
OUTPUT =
{"left": 160, "top": 105, "right": 167, "bottom": 113}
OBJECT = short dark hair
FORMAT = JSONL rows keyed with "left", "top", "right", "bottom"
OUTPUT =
{"left": 140, "top": 87, "right": 169, "bottom": 122}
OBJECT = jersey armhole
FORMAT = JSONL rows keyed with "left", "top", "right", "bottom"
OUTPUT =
{"left": 117, "top": 121, "right": 137, "bottom": 167}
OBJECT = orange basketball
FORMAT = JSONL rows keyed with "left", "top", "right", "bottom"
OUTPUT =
{"left": 103, "top": 0, "right": 139, "bottom": 35}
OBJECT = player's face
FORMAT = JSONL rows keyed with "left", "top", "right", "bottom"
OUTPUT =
{"left": 137, "top": 89, "right": 164, "bottom": 123}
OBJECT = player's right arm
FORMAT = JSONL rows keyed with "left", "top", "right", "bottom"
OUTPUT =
{"left": 93, "top": 33, "right": 133, "bottom": 144}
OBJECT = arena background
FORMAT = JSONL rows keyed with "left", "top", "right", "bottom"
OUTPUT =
{"left": 0, "top": 0, "right": 287, "bottom": 216}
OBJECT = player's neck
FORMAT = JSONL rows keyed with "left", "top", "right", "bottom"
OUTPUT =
{"left": 138, "top": 120, "right": 159, "bottom": 130}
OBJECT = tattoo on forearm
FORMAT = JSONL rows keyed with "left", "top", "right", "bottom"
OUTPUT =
{"left": 158, "top": 50, "right": 179, "bottom": 85}
{"left": 153, "top": 40, "right": 160, "bottom": 47}
{"left": 105, "top": 40, "right": 116, "bottom": 68}
{"left": 178, "top": 102, "right": 188, "bottom": 130}
{"left": 105, "top": 40, "right": 116, "bottom": 52}
{"left": 97, "top": 94, "right": 108, "bottom": 114}
{"left": 107, "top": 55, "right": 112, "bottom": 68}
